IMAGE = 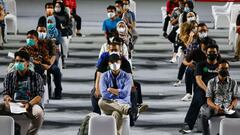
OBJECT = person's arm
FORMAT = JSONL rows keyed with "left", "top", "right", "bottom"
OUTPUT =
{"left": 117, "top": 74, "right": 132, "bottom": 98}
{"left": 99, "top": 73, "right": 114, "bottom": 100}
{"left": 95, "top": 71, "right": 102, "bottom": 98}
{"left": 3, "top": 73, "right": 12, "bottom": 102}
{"left": 183, "top": 58, "right": 195, "bottom": 69}
{"left": 196, "top": 75, "right": 207, "bottom": 92}
{"left": 166, "top": 1, "right": 171, "bottom": 15}
{"left": 228, "top": 80, "right": 239, "bottom": 110}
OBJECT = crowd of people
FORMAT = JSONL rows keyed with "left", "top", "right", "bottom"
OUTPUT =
{"left": 0, "top": 0, "right": 239, "bottom": 135}
{"left": 163, "top": 0, "right": 240, "bottom": 134}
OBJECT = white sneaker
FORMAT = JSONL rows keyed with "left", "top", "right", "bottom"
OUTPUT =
{"left": 173, "top": 80, "right": 181, "bottom": 87}
{"left": 169, "top": 56, "right": 177, "bottom": 63}
{"left": 181, "top": 93, "right": 192, "bottom": 101}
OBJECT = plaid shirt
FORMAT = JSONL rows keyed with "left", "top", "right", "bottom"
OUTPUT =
{"left": 3, "top": 70, "right": 44, "bottom": 101}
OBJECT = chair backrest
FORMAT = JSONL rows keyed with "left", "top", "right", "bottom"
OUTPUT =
{"left": 220, "top": 118, "right": 240, "bottom": 135}
{"left": 230, "top": 7, "right": 240, "bottom": 24}
{"left": 88, "top": 116, "right": 117, "bottom": 135}
{"left": 3, "top": 0, "right": 16, "bottom": 16}
{"left": 0, "top": 116, "right": 15, "bottom": 135}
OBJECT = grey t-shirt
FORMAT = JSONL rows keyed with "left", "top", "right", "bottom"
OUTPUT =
{"left": 206, "top": 77, "right": 239, "bottom": 108}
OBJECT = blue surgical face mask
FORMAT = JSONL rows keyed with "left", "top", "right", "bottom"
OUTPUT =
{"left": 184, "top": 7, "right": 190, "bottom": 12}
{"left": 14, "top": 62, "right": 25, "bottom": 71}
{"left": 26, "top": 39, "right": 35, "bottom": 46}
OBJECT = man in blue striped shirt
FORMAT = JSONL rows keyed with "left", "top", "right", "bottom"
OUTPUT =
{"left": 98, "top": 53, "right": 132, "bottom": 135}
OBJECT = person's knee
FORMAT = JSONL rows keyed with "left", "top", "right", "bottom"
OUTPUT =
{"left": 32, "top": 105, "right": 44, "bottom": 119}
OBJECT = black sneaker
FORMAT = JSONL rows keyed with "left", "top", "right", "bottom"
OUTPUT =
{"left": 231, "top": 56, "right": 239, "bottom": 62}
{"left": 163, "top": 32, "right": 168, "bottom": 38}
{"left": 76, "top": 33, "right": 82, "bottom": 37}
{"left": 179, "top": 124, "right": 192, "bottom": 134}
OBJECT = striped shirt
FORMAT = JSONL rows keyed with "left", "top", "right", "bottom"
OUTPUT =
{"left": 3, "top": 70, "right": 44, "bottom": 101}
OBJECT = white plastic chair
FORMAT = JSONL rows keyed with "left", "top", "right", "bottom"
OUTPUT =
{"left": 212, "top": 2, "right": 233, "bottom": 29}
{"left": 228, "top": 5, "right": 240, "bottom": 46}
{"left": 0, "top": 116, "right": 14, "bottom": 135}
{"left": 220, "top": 118, "right": 240, "bottom": 135}
{"left": 212, "top": 2, "right": 232, "bottom": 13}
{"left": 209, "top": 116, "right": 225, "bottom": 135}
{"left": 88, "top": 115, "right": 117, "bottom": 135}
{"left": 4, "top": 0, "right": 17, "bottom": 35}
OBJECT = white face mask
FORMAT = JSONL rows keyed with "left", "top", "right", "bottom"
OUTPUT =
{"left": 117, "top": 27, "right": 126, "bottom": 33}
{"left": 198, "top": 32, "right": 208, "bottom": 39}
{"left": 109, "top": 51, "right": 120, "bottom": 56}
{"left": 109, "top": 62, "right": 121, "bottom": 71}
{"left": 38, "top": 32, "right": 47, "bottom": 40}
{"left": 187, "top": 16, "right": 196, "bottom": 22}
{"left": 55, "top": 7, "right": 61, "bottom": 13}
{"left": 123, "top": 5, "right": 130, "bottom": 10}
{"left": 108, "top": 12, "right": 116, "bottom": 18}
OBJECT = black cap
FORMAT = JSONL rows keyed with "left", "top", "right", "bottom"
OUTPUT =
{"left": 108, "top": 36, "right": 123, "bottom": 46}
{"left": 109, "top": 54, "right": 121, "bottom": 63}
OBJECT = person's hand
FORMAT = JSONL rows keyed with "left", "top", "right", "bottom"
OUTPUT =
{"left": 3, "top": 95, "right": 12, "bottom": 103}
{"left": 21, "top": 103, "right": 32, "bottom": 111}
{"left": 227, "top": 104, "right": 234, "bottom": 111}
{"left": 215, "top": 105, "right": 224, "bottom": 114}
{"left": 94, "top": 88, "right": 101, "bottom": 98}
{"left": 42, "top": 64, "right": 50, "bottom": 70}
{"left": 190, "top": 31, "right": 195, "bottom": 37}
{"left": 107, "top": 88, "right": 119, "bottom": 95}
{"left": 188, "top": 61, "right": 195, "bottom": 69}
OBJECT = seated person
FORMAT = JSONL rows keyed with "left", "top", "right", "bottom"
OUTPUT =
{"left": 37, "top": 25, "right": 63, "bottom": 99}
{"left": 103, "top": 5, "right": 121, "bottom": 39}
{"left": 98, "top": 54, "right": 132, "bottom": 135}
{"left": 38, "top": 2, "right": 55, "bottom": 27}
{"left": 0, "top": 51, "right": 44, "bottom": 135}
{"left": 19, "top": 30, "right": 51, "bottom": 81}
{"left": 202, "top": 59, "right": 240, "bottom": 135}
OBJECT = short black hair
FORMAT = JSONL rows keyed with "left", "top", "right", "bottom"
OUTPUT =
{"left": 109, "top": 54, "right": 121, "bottom": 63}
{"left": 115, "top": 0, "right": 124, "bottom": 7}
{"left": 218, "top": 59, "right": 230, "bottom": 66}
{"left": 45, "top": 2, "right": 53, "bottom": 9}
{"left": 109, "top": 36, "right": 123, "bottom": 46}
{"left": 185, "top": 1, "right": 194, "bottom": 10}
{"left": 206, "top": 43, "right": 219, "bottom": 52}
{"left": 198, "top": 23, "right": 208, "bottom": 28}
{"left": 15, "top": 51, "right": 30, "bottom": 61}
{"left": 27, "top": 30, "right": 38, "bottom": 39}
{"left": 200, "top": 37, "right": 216, "bottom": 46}
{"left": 123, "top": 0, "right": 130, "bottom": 4}
{"left": 107, "top": 5, "right": 116, "bottom": 11}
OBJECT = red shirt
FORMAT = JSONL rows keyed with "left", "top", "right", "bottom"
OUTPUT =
{"left": 63, "top": 0, "right": 77, "bottom": 13}
{"left": 166, "top": 0, "right": 179, "bottom": 15}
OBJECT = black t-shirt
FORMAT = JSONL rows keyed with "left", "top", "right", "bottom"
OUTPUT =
{"left": 237, "top": 14, "right": 240, "bottom": 26}
{"left": 195, "top": 60, "right": 218, "bottom": 85}
{"left": 186, "top": 48, "right": 207, "bottom": 64}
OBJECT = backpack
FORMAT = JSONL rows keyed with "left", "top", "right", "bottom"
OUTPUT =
{"left": 77, "top": 112, "right": 99, "bottom": 135}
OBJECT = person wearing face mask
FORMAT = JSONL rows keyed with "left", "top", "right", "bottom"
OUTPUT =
{"left": 0, "top": 51, "right": 44, "bottom": 135}
{"left": 103, "top": 5, "right": 121, "bottom": 39}
{"left": 115, "top": 0, "right": 124, "bottom": 18}
{"left": 181, "top": 38, "right": 216, "bottom": 101}
{"left": 180, "top": 44, "right": 220, "bottom": 134}
{"left": 122, "top": 0, "right": 138, "bottom": 47}
{"left": 19, "top": 30, "right": 51, "bottom": 82}
{"left": 178, "top": 1, "right": 198, "bottom": 26}
{"left": 201, "top": 59, "right": 240, "bottom": 135}
{"left": 37, "top": 25, "right": 63, "bottom": 99}
{"left": 46, "top": 15, "right": 60, "bottom": 41}
{"left": 98, "top": 54, "right": 133, "bottom": 135}
{"left": 162, "top": 0, "right": 179, "bottom": 38}
{"left": 92, "top": 37, "right": 147, "bottom": 126}
{"left": 38, "top": 3, "right": 55, "bottom": 28}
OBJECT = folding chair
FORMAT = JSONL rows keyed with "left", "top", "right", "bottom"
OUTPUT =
{"left": 0, "top": 116, "right": 14, "bottom": 135}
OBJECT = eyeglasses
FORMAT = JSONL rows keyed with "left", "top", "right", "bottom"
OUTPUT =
{"left": 15, "top": 59, "right": 25, "bottom": 63}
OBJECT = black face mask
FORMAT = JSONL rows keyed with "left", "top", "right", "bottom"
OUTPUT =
{"left": 207, "top": 53, "right": 218, "bottom": 61}
{"left": 219, "top": 69, "right": 229, "bottom": 77}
